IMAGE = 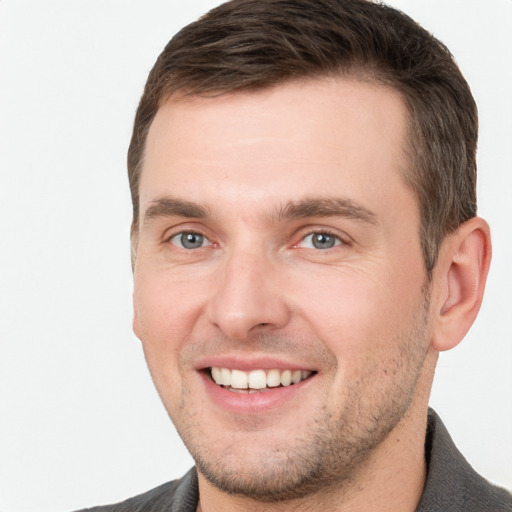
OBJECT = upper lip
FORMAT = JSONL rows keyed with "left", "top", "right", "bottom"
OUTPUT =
{"left": 194, "top": 355, "right": 316, "bottom": 372}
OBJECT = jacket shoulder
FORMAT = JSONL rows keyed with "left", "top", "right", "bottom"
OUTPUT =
{"left": 75, "top": 468, "right": 198, "bottom": 512}
{"left": 418, "top": 409, "right": 512, "bottom": 511}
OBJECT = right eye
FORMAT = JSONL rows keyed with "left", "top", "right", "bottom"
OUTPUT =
{"left": 169, "top": 232, "right": 210, "bottom": 250}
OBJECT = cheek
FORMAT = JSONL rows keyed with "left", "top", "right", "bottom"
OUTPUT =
{"left": 134, "top": 266, "right": 204, "bottom": 342}
{"left": 291, "top": 264, "right": 425, "bottom": 365}
{"left": 132, "top": 271, "right": 204, "bottom": 396}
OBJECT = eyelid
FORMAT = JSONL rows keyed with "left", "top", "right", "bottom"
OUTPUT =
{"left": 170, "top": 231, "right": 210, "bottom": 249}
{"left": 162, "top": 222, "right": 208, "bottom": 242}
{"left": 163, "top": 226, "right": 216, "bottom": 249}
{"left": 299, "top": 233, "right": 341, "bottom": 250}
{"left": 293, "top": 227, "right": 351, "bottom": 249}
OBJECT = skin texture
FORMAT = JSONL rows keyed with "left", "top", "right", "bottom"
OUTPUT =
{"left": 132, "top": 78, "right": 491, "bottom": 511}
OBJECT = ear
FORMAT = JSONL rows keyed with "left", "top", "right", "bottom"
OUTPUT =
{"left": 130, "top": 222, "right": 139, "bottom": 272}
{"left": 431, "top": 217, "right": 491, "bottom": 352}
{"left": 132, "top": 291, "right": 142, "bottom": 341}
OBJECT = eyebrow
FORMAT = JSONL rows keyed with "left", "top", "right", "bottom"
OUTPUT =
{"left": 275, "top": 197, "right": 377, "bottom": 224}
{"left": 143, "top": 196, "right": 377, "bottom": 225}
{"left": 143, "top": 197, "right": 209, "bottom": 223}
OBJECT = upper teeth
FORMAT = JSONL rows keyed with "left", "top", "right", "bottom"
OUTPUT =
{"left": 210, "top": 367, "right": 312, "bottom": 390}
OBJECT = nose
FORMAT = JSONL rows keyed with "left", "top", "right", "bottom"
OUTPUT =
{"left": 206, "top": 246, "right": 291, "bottom": 341}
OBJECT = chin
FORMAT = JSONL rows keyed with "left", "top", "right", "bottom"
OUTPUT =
{"left": 194, "top": 440, "right": 346, "bottom": 502}
{"left": 179, "top": 407, "right": 389, "bottom": 503}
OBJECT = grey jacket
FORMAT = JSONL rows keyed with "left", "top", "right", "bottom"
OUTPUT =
{"left": 79, "top": 409, "right": 512, "bottom": 511}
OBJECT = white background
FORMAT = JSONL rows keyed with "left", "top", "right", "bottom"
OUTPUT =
{"left": 0, "top": 1, "right": 510, "bottom": 511}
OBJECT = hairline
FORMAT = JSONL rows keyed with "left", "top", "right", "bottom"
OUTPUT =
{"left": 130, "top": 70, "right": 419, "bottom": 208}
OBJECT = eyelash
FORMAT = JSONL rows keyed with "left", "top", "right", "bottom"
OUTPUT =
{"left": 167, "top": 231, "right": 212, "bottom": 250}
{"left": 165, "top": 229, "right": 347, "bottom": 251}
{"left": 296, "top": 230, "right": 347, "bottom": 250}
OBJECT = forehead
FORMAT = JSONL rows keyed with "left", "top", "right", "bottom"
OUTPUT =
{"left": 140, "top": 77, "right": 413, "bottom": 220}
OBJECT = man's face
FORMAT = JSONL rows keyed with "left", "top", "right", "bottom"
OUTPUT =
{"left": 133, "top": 78, "right": 432, "bottom": 500}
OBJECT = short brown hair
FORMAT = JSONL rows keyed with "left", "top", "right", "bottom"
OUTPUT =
{"left": 128, "top": 0, "right": 477, "bottom": 273}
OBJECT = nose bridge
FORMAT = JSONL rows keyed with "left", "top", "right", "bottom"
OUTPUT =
{"left": 207, "top": 239, "right": 290, "bottom": 340}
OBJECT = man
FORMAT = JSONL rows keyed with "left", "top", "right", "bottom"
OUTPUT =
{"left": 82, "top": 0, "right": 511, "bottom": 510}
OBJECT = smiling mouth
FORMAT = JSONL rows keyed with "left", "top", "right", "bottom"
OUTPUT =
{"left": 209, "top": 367, "right": 315, "bottom": 393}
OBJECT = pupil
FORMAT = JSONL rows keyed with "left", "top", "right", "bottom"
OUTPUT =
{"left": 313, "top": 233, "right": 335, "bottom": 249}
{"left": 181, "top": 233, "right": 203, "bottom": 249}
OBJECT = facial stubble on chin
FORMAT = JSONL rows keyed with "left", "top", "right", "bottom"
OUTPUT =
{"left": 168, "top": 288, "right": 432, "bottom": 503}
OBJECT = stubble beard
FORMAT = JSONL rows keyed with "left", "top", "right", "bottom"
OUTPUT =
{"left": 171, "top": 289, "right": 432, "bottom": 503}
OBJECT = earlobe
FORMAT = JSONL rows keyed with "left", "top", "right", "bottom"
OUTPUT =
{"left": 431, "top": 217, "right": 491, "bottom": 352}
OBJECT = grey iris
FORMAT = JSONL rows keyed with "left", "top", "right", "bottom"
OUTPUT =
{"left": 181, "top": 232, "right": 204, "bottom": 249}
{"left": 312, "top": 233, "right": 336, "bottom": 249}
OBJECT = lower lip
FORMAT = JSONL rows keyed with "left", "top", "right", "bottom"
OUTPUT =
{"left": 200, "top": 372, "right": 314, "bottom": 414}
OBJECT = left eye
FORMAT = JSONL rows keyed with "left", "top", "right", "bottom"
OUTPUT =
{"left": 169, "top": 232, "right": 210, "bottom": 249}
{"left": 299, "top": 232, "right": 342, "bottom": 250}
